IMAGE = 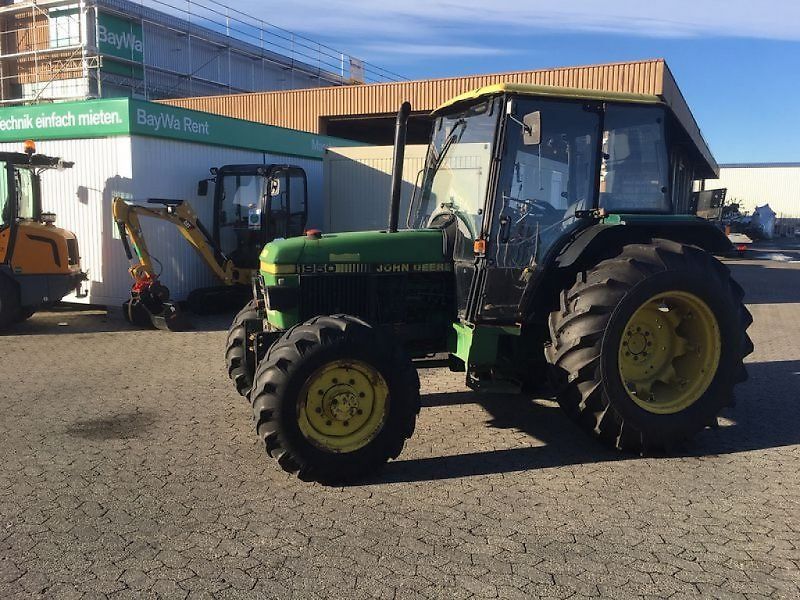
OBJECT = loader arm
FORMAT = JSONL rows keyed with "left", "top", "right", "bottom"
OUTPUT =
{"left": 112, "top": 197, "right": 234, "bottom": 285}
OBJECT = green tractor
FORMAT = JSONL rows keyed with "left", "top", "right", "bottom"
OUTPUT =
{"left": 225, "top": 83, "right": 753, "bottom": 483}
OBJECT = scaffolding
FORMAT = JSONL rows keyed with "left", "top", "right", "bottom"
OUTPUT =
{"left": 0, "top": 0, "right": 406, "bottom": 105}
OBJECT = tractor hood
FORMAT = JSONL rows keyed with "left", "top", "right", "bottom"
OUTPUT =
{"left": 260, "top": 229, "right": 448, "bottom": 272}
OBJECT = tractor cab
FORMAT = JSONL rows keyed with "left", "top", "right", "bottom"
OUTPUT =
{"left": 409, "top": 84, "right": 723, "bottom": 324}
{"left": 199, "top": 164, "right": 308, "bottom": 270}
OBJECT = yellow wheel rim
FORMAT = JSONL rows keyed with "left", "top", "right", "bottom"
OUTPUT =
{"left": 618, "top": 291, "right": 721, "bottom": 415}
{"left": 297, "top": 360, "right": 389, "bottom": 453}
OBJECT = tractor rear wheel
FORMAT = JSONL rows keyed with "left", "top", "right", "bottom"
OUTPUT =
{"left": 546, "top": 239, "right": 753, "bottom": 453}
{"left": 250, "top": 314, "right": 420, "bottom": 483}
{"left": 0, "top": 274, "right": 20, "bottom": 329}
{"left": 224, "top": 299, "right": 263, "bottom": 398}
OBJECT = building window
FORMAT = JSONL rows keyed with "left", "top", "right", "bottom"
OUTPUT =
{"left": 49, "top": 7, "right": 80, "bottom": 48}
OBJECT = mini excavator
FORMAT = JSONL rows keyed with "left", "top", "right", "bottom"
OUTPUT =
{"left": 113, "top": 164, "right": 308, "bottom": 330}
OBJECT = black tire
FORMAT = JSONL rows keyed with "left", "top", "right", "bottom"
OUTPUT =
{"left": 250, "top": 314, "right": 420, "bottom": 483}
{"left": 224, "top": 299, "right": 262, "bottom": 398}
{"left": 0, "top": 274, "right": 20, "bottom": 329}
{"left": 546, "top": 239, "right": 753, "bottom": 453}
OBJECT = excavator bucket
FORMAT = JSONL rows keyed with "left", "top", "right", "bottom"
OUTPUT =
{"left": 122, "top": 283, "right": 191, "bottom": 332}
{"left": 123, "top": 298, "right": 189, "bottom": 331}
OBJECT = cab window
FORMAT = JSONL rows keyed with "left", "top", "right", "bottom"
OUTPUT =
{"left": 15, "top": 167, "right": 36, "bottom": 220}
{"left": 0, "top": 162, "right": 9, "bottom": 227}
{"left": 600, "top": 105, "right": 670, "bottom": 213}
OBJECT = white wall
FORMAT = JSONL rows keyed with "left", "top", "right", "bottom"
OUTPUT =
{"left": 703, "top": 165, "right": 800, "bottom": 219}
{"left": 324, "top": 145, "right": 427, "bottom": 232}
{"left": 1, "top": 137, "right": 324, "bottom": 306}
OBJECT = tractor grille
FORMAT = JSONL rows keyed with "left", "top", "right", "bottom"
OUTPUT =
{"left": 66, "top": 238, "right": 80, "bottom": 266}
{"left": 299, "top": 275, "right": 373, "bottom": 321}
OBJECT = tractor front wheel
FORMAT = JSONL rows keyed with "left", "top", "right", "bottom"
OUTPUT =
{"left": 224, "top": 299, "right": 263, "bottom": 398}
{"left": 250, "top": 314, "right": 420, "bottom": 483}
{"left": 546, "top": 239, "right": 753, "bottom": 453}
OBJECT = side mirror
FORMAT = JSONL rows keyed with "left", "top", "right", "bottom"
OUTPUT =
{"left": 523, "top": 111, "right": 541, "bottom": 146}
{"left": 268, "top": 177, "right": 281, "bottom": 196}
{"left": 197, "top": 179, "right": 209, "bottom": 196}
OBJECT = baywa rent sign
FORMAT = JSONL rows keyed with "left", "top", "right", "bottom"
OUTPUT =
{"left": 98, "top": 13, "right": 144, "bottom": 78}
{"left": 0, "top": 99, "right": 360, "bottom": 160}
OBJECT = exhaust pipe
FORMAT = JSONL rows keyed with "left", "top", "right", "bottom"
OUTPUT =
{"left": 388, "top": 101, "right": 412, "bottom": 233}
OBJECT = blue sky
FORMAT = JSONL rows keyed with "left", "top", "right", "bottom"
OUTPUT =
{"left": 226, "top": 1, "right": 799, "bottom": 164}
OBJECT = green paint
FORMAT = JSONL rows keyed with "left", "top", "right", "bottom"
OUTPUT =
{"left": 0, "top": 98, "right": 129, "bottom": 142}
{"left": 98, "top": 12, "right": 144, "bottom": 64}
{"left": 0, "top": 98, "right": 360, "bottom": 160}
{"left": 260, "top": 229, "right": 447, "bottom": 267}
{"left": 603, "top": 213, "right": 710, "bottom": 226}
{"left": 450, "top": 322, "right": 520, "bottom": 368}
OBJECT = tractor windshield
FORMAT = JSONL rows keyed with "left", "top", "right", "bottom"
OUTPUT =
{"left": 410, "top": 98, "right": 499, "bottom": 238}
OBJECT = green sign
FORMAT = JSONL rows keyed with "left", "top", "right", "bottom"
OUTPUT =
{"left": 0, "top": 99, "right": 129, "bottom": 141}
{"left": 98, "top": 13, "right": 144, "bottom": 79}
{"left": 0, "top": 98, "right": 360, "bottom": 161}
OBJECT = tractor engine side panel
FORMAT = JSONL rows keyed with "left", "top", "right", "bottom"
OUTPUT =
{"left": 296, "top": 270, "right": 455, "bottom": 355}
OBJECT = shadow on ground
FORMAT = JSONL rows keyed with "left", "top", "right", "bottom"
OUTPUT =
{"left": 65, "top": 410, "right": 158, "bottom": 441}
{"left": 1, "top": 304, "right": 235, "bottom": 336}
{"left": 376, "top": 360, "right": 800, "bottom": 484}
{"left": 727, "top": 261, "right": 800, "bottom": 304}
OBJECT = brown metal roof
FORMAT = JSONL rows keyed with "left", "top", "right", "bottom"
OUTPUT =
{"left": 158, "top": 58, "right": 716, "bottom": 176}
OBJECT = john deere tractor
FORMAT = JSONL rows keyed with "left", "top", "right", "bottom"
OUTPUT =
{"left": 225, "top": 84, "right": 753, "bottom": 483}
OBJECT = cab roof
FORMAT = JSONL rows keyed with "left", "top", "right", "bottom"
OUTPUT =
{"left": 432, "top": 82, "right": 718, "bottom": 179}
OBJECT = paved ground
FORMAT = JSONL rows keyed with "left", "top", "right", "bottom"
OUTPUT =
{"left": 1, "top": 247, "right": 799, "bottom": 599}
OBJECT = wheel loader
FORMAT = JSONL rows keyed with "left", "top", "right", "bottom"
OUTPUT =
{"left": 225, "top": 84, "right": 753, "bottom": 483}
{"left": 0, "top": 142, "right": 85, "bottom": 328}
{"left": 113, "top": 163, "right": 308, "bottom": 329}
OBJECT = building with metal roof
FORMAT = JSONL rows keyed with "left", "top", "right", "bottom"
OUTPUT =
{"left": 159, "top": 58, "right": 710, "bottom": 165}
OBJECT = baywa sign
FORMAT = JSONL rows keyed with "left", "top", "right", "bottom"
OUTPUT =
{"left": 98, "top": 13, "right": 144, "bottom": 63}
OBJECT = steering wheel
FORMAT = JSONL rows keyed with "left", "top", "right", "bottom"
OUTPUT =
{"left": 519, "top": 198, "right": 559, "bottom": 218}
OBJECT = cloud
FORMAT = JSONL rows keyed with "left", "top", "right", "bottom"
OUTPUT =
{"left": 139, "top": 0, "right": 800, "bottom": 72}
{"left": 234, "top": 0, "right": 800, "bottom": 42}
{"left": 361, "top": 43, "right": 515, "bottom": 58}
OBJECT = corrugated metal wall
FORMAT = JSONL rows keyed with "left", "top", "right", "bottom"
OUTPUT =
{"left": 324, "top": 145, "right": 427, "bottom": 232}
{"left": 160, "top": 59, "right": 670, "bottom": 133}
{"left": 0, "top": 137, "right": 324, "bottom": 306}
{"left": 704, "top": 165, "right": 800, "bottom": 218}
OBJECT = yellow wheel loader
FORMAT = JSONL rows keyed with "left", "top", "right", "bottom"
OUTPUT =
{"left": 113, "top": 163, "right": 308, "bottom": 330}
{"left": 0, "top": 141, "right": 85, "bottom": 329}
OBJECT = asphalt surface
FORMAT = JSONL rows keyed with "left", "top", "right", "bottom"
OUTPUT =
{"left": 1, "top": 246, "right": 799, "bottom": 599}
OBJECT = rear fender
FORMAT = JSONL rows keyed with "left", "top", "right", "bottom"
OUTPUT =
{"left": 522, "top": 218, "right": 733, "bottom": 324}
{"left": 556, "top": 218, "right": 732, "bottom": 269}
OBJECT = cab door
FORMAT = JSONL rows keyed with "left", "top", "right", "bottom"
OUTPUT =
{"left": 264, "top": 166, "right": 308, "bottom": 241}
{"left": 477, "top": 99, "right": 601, "bottom": 323}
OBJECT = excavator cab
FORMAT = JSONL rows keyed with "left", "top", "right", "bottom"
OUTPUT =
{"left": 0, "top": 142, "right": 84, "bottom": 328}
{"left": 113, "top": 163, "right": 308, "bottom": 330}
{"left": 201, "top": 164, "right": 308, "bottom": 270}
